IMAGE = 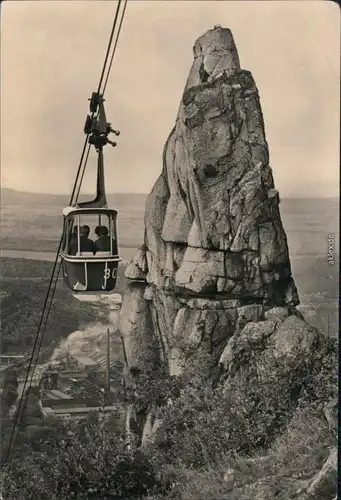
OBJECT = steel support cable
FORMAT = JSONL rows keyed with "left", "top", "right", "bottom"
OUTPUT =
{"left": 74, "top": 0, "right": 126, "bottom": 203}
{"left": 70, "top": 136, "right": 92, "bottom": 206}
{"left": 97, "top": 0, "right": 124, "bottom": 96}
{"left": 24, "top": 260, "right": 62, "bottom": 394}
{"left": 5, "top": 239, "right": 63, "bottom": 463}
{"left": 5, "top": 0, "right": 127, "bottom": 464}
{"left": 27, "top": 260, "right": 62, "bottom": 383}
{"left": 102, "top": 0, "right": 128, "bottom": 95}
{"left": 74, "top": 143, "right": 92, "bottom": 207}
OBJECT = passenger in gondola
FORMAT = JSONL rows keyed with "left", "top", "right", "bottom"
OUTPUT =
{"left": 79, "top": 225, "right": 96, "bottom": 254}
{"left": 94, "top": 225, "right": 117, "bottom": 254}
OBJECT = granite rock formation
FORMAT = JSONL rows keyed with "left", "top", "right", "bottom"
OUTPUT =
{"left": 119, "top": 26, "right": 303, "bottom": 380}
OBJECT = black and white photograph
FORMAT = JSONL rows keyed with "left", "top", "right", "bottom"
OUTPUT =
{"left": 0, "top": 1, "right": 339, "bottom": 499}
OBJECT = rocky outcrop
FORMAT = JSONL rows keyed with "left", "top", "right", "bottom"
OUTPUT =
{"left": 222, "top": 446, "right": 338, "bottom": 500}
{"left": 120, "top": 26, "right": 302, "bottom": 380}
{"left": 219, "top": 309, "right": 322, "bottom": 380}
{"left": 298, "top": 447, "right": 337, "bottom": 499}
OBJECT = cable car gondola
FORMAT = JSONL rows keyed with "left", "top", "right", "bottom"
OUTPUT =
{"left": 60, "top": 94, "right": 121, "bottom": 295}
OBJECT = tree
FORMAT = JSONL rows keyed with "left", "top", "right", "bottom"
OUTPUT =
{"left": 0, "top": 369, "right": 19, "bottom": 416}
{"left": 1, "top": 413, "right": 161, "bottom": 500}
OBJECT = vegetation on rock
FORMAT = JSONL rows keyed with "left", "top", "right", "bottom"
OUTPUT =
{"left": 1, "top": 335, "right": 336, "bottom": 499}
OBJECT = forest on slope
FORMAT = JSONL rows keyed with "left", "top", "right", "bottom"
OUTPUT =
{"left": 0, "top": 257, "right": 127, "bottom": 355}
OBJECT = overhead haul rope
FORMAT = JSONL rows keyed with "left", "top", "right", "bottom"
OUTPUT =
{"left": 74, "top": 0, "right": 128, "bottom": 203}
{"left": 5, "top": 0, "right": 128, "bottom": 464}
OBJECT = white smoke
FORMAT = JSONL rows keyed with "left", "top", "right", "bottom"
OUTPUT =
{"left": 49, "top": 296, "right": 122, "bottom": 364}
{"left": 50, "top": 294, "right": 122, "bottom": 364}
{"left": 50, "top": 322, "right": 107, "bottom": 362}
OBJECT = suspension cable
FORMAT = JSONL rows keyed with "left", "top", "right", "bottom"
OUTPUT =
{"left": 5, "top": 0, "right": 128, "bottom": 464}
{"left": 5, "top": 240, "right": 63, "bottom": 462}
{"left": 74, "top": 0, "right": 127, "bottom": 203}
{"left": 102, "top": 0, "right": 128, "bottom": 95}
{"left": 70, "top": 136, "right": 92, "bottom": 206}
{"left": 97, "top": 0, "right": 124, "bottom": 97}
{"left": 25, "top": 261, "right": 62, "bottom": 392}
{"left": 74, "top": 143, "right": 92, "bottom": 206}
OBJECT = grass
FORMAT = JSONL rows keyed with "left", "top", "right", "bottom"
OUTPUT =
{"left": 227, "top": 405, "right": 333, "bottom": 500}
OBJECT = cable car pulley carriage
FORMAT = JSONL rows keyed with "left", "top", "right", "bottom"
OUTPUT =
{"left": 60, "top": 93, "right": 121, "bottom": 294}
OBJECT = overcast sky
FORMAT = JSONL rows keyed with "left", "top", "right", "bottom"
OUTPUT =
{"left": 1, "top": 0, "right": 339, "bottom": 197}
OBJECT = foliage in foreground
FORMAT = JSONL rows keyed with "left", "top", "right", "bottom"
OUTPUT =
{"left": 0, "top": 332, "right": 337, "bottom": 499}
{"left": 142, "top": 338, "right": 337, "bottom": 500}
{"left": 136, "top": 336, "right": 336, "bottom": 466}
{"left": 1, "top": 412, "right": 161, "bottom": 500}
{"left": 146, "top": 404, "right": 335, "bottom": 500}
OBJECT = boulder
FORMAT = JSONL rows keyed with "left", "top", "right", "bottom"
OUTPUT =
{"left": 294, "top": 447, "right": 337, "bottom": 499}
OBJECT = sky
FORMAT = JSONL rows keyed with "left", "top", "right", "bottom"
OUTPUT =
{"left": 1, "top": 0, "right": 340, "bottom": 197}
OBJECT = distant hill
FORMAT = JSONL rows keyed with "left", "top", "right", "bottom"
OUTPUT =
{"left": 1, "top": 188, "right": 339, "bottom": 253}
{"left": 0, "top": 188, "right": 338, "bottom": 337}
{"left": 1, "top": 188, "right": 339, "bottom": 213}
{"left": 2, "top": 187, "right": 339, "bottom": 204}
{"left": 1, "top": 188, "right": 148, "bottom": 247}
{"left": 1, "top": 187, "right": 148, "bottom": 209}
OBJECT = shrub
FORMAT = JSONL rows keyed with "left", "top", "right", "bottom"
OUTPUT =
{"left": 1, "top": 412, "right": 161, "bottom": 500}
{"left": 144, "top": 385, "right": 336, "bottom": 500}
{"left": 149, "top": 340, "right": 337, "bottom": 470}
{"left": 0, "top": 369, "right": 19, "bottom": 412}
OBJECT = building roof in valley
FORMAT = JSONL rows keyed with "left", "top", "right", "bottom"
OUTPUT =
{"left": 45, "top": 389, "right": 72, "bottom": 400}
{"left": 45, "top": 404, "right": 121, "bottom": 416}
{"left": 91, "top": 351, "right": 122, "bottom": 370}
{"left": 70, "top": 354, "right": 98, "bottom": 366}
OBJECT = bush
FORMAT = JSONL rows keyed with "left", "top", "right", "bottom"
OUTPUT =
{"left": 148, "top": 339, "right": 337, "bottom": 470}
{"left": 143, "top": 346, "right": 337, "bottom": 500}
{"left": 163, "top": 403, "right": 335, "bottom": 500}
{"left": 1, "top": 412, "right": 161, "bottom": 500}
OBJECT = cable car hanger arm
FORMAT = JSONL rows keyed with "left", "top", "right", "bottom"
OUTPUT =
{"left": 76, "top": 96, "right": 120, "bottom": 209}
